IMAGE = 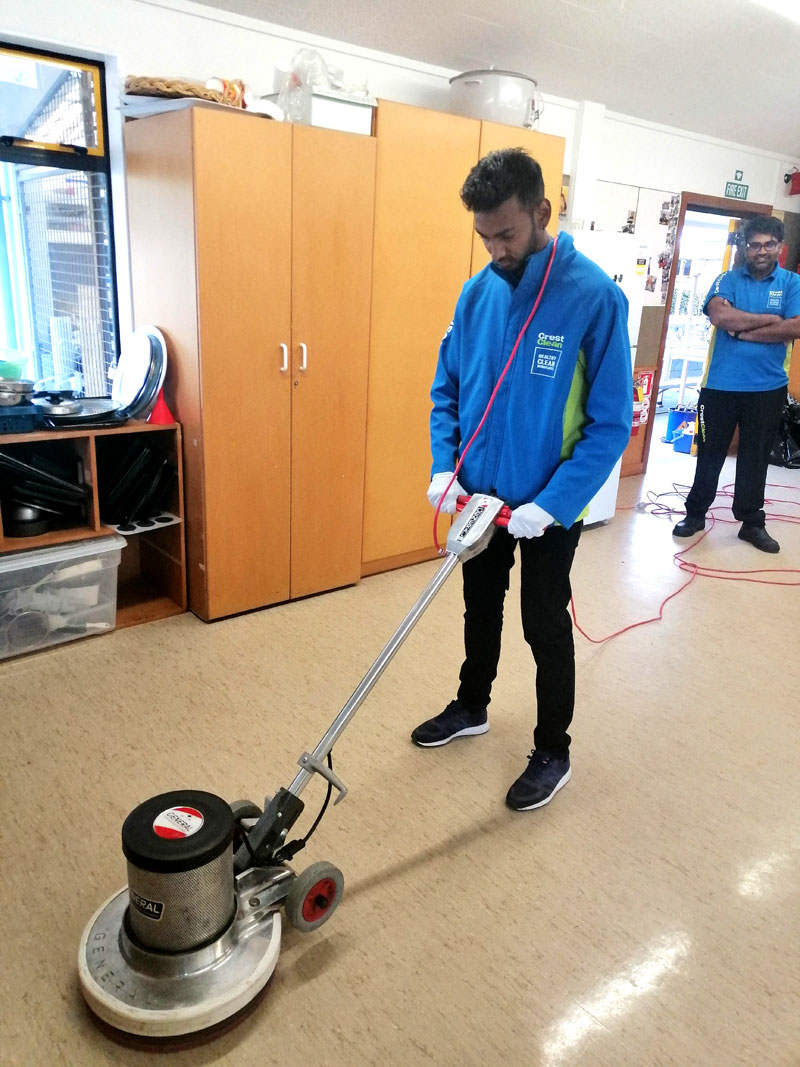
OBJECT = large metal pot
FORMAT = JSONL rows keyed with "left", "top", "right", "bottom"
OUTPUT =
{"left": 449, "top": 69, "right": 541, "bottom": 128}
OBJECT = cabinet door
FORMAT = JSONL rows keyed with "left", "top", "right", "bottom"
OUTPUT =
{"left": 470, "top": 124, "right": 566, "bottom": 274}
{"left": 362, "top": 101, "right": 480, "bottom": 570}
{"left": 290, "top": 126, "right": 376, "bottom": 598}
{"left": 194, "top": 110, "right": 293, "bottom": 618}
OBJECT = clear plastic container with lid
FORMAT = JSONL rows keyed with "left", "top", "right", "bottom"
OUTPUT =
{"left": 0, "top": 535, "right": 126, "bottom": 658}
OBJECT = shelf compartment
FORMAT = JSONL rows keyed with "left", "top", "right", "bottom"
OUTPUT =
{"left": 0, "top": 421, "right": 186, "bottom": 635}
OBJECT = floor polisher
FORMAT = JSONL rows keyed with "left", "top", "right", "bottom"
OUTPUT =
{"left": 78, "top": 494, "right": 510, "bottom": 1041}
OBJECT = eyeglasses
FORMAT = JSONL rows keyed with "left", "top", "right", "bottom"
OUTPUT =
{"left": 746, "top": 240, "right": 780, "bottom": 253}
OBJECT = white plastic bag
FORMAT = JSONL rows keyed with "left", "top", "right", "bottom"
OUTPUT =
{"left": 276, "top": 49, "right": 331, "bottom": 123}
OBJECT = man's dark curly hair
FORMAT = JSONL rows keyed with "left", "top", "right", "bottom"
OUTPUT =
{"left": 742, "top": 215, "right": 783, "bottom": 244}
{"left": 460, "top": 147, "right": 545, "bottom": 213}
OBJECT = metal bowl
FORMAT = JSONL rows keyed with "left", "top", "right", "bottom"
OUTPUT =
{"left": 0, "top": 378, "right": 35, "bottom": 394}
{"left": 0, "top": 379, "right": 34, "bottom": 406}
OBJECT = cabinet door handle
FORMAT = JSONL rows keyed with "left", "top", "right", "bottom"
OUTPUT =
{"left": 280, "top": 343, "right": 288, "bottom": 372}
{"left": 299, "top": 342, "right": 308, "bottom": 371}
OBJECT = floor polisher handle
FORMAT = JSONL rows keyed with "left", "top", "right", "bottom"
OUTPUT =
{"left": 238, "top": 495, "right": 508, "bottom": 868}
{"left": 285, "top": 495, "right": 507, "bottom": 798}
{"left": 456, "top": 494, "right": 512, "bottom": 526}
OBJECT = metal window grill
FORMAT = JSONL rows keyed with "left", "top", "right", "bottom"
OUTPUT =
{"left": 23, "top": 68, "right": 98, "bottom": 150}
{"left": 0, "top": 51, "right": 117, "bottom": 393}
{"left": 18, "top": 166, "right": 116, "bottom": 394}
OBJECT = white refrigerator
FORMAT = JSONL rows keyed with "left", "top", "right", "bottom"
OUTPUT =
{"left": 570, "top": 230, "right": 658, "bottom": 523}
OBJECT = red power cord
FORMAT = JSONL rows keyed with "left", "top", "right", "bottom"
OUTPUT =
{"left": 433, "top": 235, "right": 559, "bottom": 553}
{"left": 428, "top": 238, "right": 799, "bottom": 639}
{"left": 571, "top": 479, "right": 800, "bottom": 644}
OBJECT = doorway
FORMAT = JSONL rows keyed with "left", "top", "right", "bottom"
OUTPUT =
{"left": 651, "top": 209, "right": 738, "bottom": 465}
{"left": 629, "top": 191, "right": 772, "bottom": 477}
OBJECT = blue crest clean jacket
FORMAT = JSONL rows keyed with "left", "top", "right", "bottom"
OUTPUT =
{"left": 430, "top": 232, "right": 634, "bottom": 528}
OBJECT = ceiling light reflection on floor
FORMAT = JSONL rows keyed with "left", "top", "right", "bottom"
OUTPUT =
{"left": 738, "top": 842, "right": 799, "bottom": 898}
{"left": 541, "top": 931, "right": 691, "bottom": 1065}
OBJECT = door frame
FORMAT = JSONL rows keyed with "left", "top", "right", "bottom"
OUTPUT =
{"left": 632, "top": 191, "right": 772, "bottom": 476}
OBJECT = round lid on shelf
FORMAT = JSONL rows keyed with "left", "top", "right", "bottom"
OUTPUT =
{"left": 33, "top": 393, "right": 84, "bottom": 415}
{"left": 112, "top": 325, "right": 167, "bottom": 420}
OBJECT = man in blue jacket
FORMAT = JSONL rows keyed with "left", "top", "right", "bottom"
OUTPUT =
{"left": 673, "top": 215, "right": 800, "bottom": 553}
{"left": 411, "top": 148, "right": 633, "bottom": 811}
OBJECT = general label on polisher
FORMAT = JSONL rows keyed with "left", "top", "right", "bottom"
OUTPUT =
{"left": 152, "top": 804, "right": 204, "bottom": 839}
{"left": 130, "top": 890, "right": 164, "bottom": 921}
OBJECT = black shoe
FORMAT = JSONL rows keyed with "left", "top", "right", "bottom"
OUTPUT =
{"left": 673, "top": 515, "right": 705, "bottom": 537}
{"left": 738, "top": 524, "right": 780, "bottom": 553}
{"left": 505, "top": 750, "right": 571, "bottom": 811}
{"left": 411, "top": 699, "right": 488, "bottom": 747}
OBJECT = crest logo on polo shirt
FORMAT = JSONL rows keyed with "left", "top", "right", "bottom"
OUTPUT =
{"left": 768, "top": 289, "right": 783, "bottom": 309}
{"left": 531, "top": 332, "right": 564, "bottom": 377}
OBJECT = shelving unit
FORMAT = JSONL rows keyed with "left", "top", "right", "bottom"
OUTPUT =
{"left": 0, "top": 421, "right": 186, "bottom": 628}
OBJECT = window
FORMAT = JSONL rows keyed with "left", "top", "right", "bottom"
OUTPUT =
{"left": 0, "top": 44, "right": 119, "bottom": 395}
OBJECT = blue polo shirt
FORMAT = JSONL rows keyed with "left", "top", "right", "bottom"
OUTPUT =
{"left": 701, "top": 264, "right": 800, "bottom": 391}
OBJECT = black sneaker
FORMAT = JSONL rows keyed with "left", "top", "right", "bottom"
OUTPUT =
{"left": 673, "top": 515, "right": 705, "bottom": 537}
{"left": 505, "top": 750, "right": 571, "bottom": 811}
{"left": 738, "top": 524, "right": 780, "bottom": 553}
{"left": 411, "top": 699, "right": 488, "bottom": 747}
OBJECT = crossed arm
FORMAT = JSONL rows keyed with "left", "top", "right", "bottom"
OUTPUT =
{"left": 707, "top": 296, "right": 800, "bottom": 343}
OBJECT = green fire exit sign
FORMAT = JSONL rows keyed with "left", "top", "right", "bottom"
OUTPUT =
{"left": 725, "top": 180, "right": 749, "bottom": 200}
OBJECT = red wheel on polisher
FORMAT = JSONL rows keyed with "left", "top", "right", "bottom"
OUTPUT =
{"left": 285, "top": 861, "right": 344, "bottom": 933}
{"left": 302, "top": 877, "right": 338, "bottom": 922}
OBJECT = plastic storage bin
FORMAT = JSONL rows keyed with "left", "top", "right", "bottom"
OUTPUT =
{"left": 0, "top": 535, "right": 126, "bottom": 659}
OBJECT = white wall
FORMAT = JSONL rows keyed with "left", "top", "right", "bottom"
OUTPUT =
{"left": 3, "top": 0, "right": 458, "bottom": 111}
{"left": 600, "top": 111, "right": 799, "bottom": 214}
{"left": 4, "top": 0, "right": 800, "bottom": 319}
{"left": 8, "top": 0, "right": 796, "bottom": 200}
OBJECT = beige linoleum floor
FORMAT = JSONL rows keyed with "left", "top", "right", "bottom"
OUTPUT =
{"left": 2, "top": 439, "right": 799, "bottom": 1067}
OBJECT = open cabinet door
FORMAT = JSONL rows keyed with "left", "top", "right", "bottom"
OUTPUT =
{"left": 624, "top": 191, "right": 773, "bottom": 477}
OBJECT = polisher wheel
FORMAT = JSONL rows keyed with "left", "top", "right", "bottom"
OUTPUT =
{"left": 284, "top": 861, "right": 344, "bottom": 933}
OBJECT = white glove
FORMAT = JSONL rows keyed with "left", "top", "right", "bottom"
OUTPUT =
{"left": 507, "top": 501, "right": 554, "bottom": 538}
{"left": 427, "top": 472, "right": 465, "bottom": 514}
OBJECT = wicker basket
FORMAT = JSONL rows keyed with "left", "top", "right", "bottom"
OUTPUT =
{"left": 124, "top": 76, "right": 224, "bottom": 102}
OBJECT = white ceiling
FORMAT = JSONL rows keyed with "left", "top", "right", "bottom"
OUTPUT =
{"left": 189, "top": 0, "right": 800, "bottom": 159}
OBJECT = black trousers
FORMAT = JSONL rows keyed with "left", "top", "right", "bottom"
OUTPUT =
{"left": 456, "top": 522, "right": 582, "bottom": 757}
{"left": 685, "top": 386, "right": 786, "bottom": 527}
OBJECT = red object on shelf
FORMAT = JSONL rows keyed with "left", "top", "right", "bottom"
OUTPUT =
{"left": 147, "top": 389, "right": 175, "bottom": 425}
{"left": 786, "top": 170, "right": 800, "bottom": 196}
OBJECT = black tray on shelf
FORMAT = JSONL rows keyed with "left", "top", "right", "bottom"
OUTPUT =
{"left": 97, "top": 437, "right": 177, "bottom": 526}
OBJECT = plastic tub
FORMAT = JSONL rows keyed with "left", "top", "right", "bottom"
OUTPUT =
{"left": 0, "top": 535, "right": 126, "bottom": 659}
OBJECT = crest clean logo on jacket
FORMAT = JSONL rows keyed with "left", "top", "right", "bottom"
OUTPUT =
{"left": 768, "top": 289, "right": 783, "bottom": 309}
{"left": 531, "top": 332, "right": 564, "bottom": 377}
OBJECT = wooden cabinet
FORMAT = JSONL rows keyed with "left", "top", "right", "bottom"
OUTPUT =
{"left": 362, "top": 101, "right": 566, "bottom": 574}
{"left": 790, "top": 339, "right": 800, "bottom": 398}
{"left": 0, "top": 422, "right": 186, "bottom": 628}
{"left": 124, "top": 108, "right": 375, "bottom": 620}
{"left": 361, "top": 101, "right": 478, "bottom": 573}
{"left": 469, "top": 121, "right": 568, "bottom": 276}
